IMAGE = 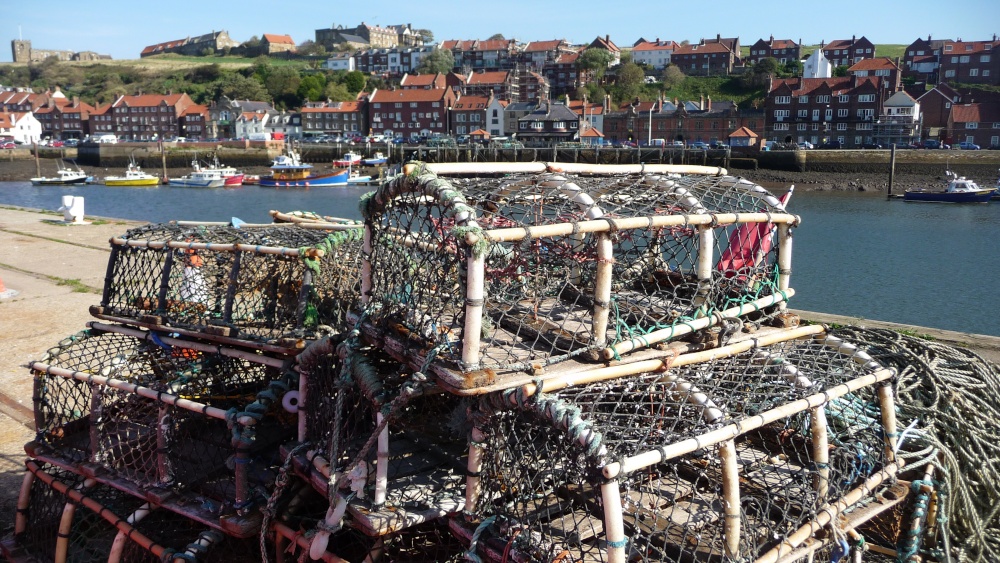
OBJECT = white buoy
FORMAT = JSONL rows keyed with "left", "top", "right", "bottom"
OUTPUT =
{"left": 57, "top": 195, "right": 88, "bottom": 224}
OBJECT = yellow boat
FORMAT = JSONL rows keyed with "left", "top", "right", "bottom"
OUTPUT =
{"left": 104, "top": 161, "right": 160, "bottom": 187}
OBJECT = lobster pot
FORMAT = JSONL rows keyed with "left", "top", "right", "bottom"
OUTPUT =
{"left": 5, "top": 463, "right": 89, "bottom": 562}
{"left": 293, "top": 337, "right": 468, "bottom": 538}
{"left": 359, "top": 167, "right": 796, "bottom": 389}
{"left": 8, "top": 461, "right": 260, "bottom": 563}
{"left": 30, "top": 329, "right": 296, "bottom": 519}
{"left": 456, "top": 330, "right": 901, "bottom": 563}
{"left": 93, "top": 223, "right": 363, "bottom": 349}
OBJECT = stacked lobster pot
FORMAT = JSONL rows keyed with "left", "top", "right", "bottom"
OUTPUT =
{"left": 10, "top": 218, "right": 366, "bottom": 562}
{"left": 5, "top": 162, "right": 940, "bottom": 563}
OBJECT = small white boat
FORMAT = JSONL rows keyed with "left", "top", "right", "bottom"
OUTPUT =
{"left": 167, "top": 159, "right": 226, "bottom": 188}
{"left": 362, "top": 152, "right": 388, "bottom": 166}
{"left": 30, "top": 163, "right": 89, "bottom": 186}
{"left": 903, "top": 170, "right": 993, "bottom": 203}
{"left": 333, "top": 151, "right": 363, "bottom": 167}
{"left": 347, "top": 168, "right": 373, "bottom": 184}
{"left": 104, "top": 159, "right": 160, "bottom": 187}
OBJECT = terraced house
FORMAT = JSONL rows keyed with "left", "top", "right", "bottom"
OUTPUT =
{"left": 746, "top": 36, "right": 802, "bottom": 65}
{"left": 938, "top": 37, "right": 1000, "bottom": 86}
{"left": 93, "top": 93, "right": 209, "bottom": 141}
{"left": 822, "top": 36, "right": 875, "bottom": 69}
{"left": 300, "top": 100, "right": 365, "bottom": 138}
{"left": 765, "top": 76, "right": 887, "bottom": 148}
{"left": 367, "top": 87, "right": 457, "bottom": 140}
{"left": 34, "top": 97, "right": 96, "bottom": 140}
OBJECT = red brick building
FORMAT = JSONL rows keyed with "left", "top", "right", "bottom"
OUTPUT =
{"left": 766, "top": 76, "right": 887, "bottom": 147}
{"left": 938, "top": 37, "right": 1000, "bottom": 85}
{"left": 368, "top": 87, "right": 457, "bottom": 140}
{"left": 300, "top": 101, "right": 366, "bottom": 138}
{"left": 104, "top": 93, "right": 209, "bottom": 141}
{"left": 822, "top": 36, "right": 876, "bottom": 69}
{"left": 34, "top": 98, "right": 97, "bottom": 140}
{"left": 747, "top": 36, "right": 802, "bottom": 66}
{"left": 671, "top": 42, "right": 736, "bottom": 76}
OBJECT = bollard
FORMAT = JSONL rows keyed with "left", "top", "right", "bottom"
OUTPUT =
{"left": 57, "top": 195, "right": 87, "bottom": 224}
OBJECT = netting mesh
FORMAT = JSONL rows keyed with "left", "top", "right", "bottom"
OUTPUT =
{"left": 361, "top": 170, "right": 794, "bottom": 376}
{"left": 98, "top": 223, "right": 363, "bottom": 346}
{"left": 461, "top": 334, "right": 892, "bottom": 562}
{"left": 31, "top": 329, "right": 295, "bottom": 505}
{"left": 296, "top": 337, "right": 469, "bottom": 535}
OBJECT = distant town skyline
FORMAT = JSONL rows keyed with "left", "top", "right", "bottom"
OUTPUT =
{"left": 3, "top": 0, "right": 998, "bottom": 63}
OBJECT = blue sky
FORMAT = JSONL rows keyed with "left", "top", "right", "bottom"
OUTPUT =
{"left": 3, "top": 0, "right": 997, "bottom": 62}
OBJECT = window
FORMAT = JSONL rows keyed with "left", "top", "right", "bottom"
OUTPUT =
{"left": 838, "top": 108, "right": 848, "bottom": 117}
{"left": 857, "top": 109, "right": 874, "bottom": 119}
{"left": 798, "top": 95, "right": 809, "bottom": 103}
{"left": 531, "top": 121, "right": 544, "bottom": 130}
{"left": 825, "top": 109, "right": 833, "bottom": 120}
{"left": 985, "top": 70, "right": 992, "bottom": 77}
{"left": 966, "top": 122, "right": 978, "bottom": 129}
{"left": 982, "top": 54, "right": 991, "bottom": 62}
{"left": 992, "top": 135, "right": 999, "bottom": 147}
{"left": 858, "top": 94, "right": 875, "bottom": 103}
{"left": 774, "top": 109, "right": 789, "bottom": 118}
{"left": 951, "top": 56, "right": 958, "bottom": 63}
{"left": 960, "top": 56, "right": 970, "bottom": 63}
{"left": 775, "top": 96, "right": 791, "bottom": 104}
{"left": 839, "top": 95, "right": 849, "bottom": 103}
{"left": 410, "top": 102, "right": 418, "bottom": 108}
{"left": 797, "top": 123, "right": 807, "bottom": 131}
{"left": 817, "top": 95, "right": 830, "bottom": 103}
{"left": 837, "top": 123, "right": 847, "bottom": 131}
{"left": 798, "top": 109, "right": 808, "bottom": 118}
{"left": 857, "top": 123, "right": 872, "bottom": 130}
{"left": 395, "top": 103, "right": 402, "bottom": 108}
{"left": 945, "top": 70, "right": 956, "bottom": 78}
{"left": 773, "top": 123, "right": 789, "bottom": 131}
{"left": 994, "top": 123, "right": 1000, "bottom": 129}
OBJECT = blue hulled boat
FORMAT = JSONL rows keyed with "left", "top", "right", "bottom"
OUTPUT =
{"left": 903, "top": 170, "right": 993, "bottom": 203}
{"left": 260, "top": 150, "right": 349, "bottom": 188}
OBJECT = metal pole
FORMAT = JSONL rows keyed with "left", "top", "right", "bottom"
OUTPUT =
{"left": 887, "top": 144, "right": 896, "bottom": 199}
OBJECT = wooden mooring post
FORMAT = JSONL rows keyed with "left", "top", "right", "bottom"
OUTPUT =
{"left": 887, "top": 145, "right": 896, "bottom": 199}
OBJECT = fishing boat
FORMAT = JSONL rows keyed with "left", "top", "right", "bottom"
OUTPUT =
{"left": 333, "top": 151, "right": 362, "bottom": 167}
{"left": 361, "top": 152, "right": 387, "bottom": 166}
{"left": 167, "top": 159, "right": 226, "bottom": 188}
{"left": 201, "top": 155, "right": 245, "bottom": 186}
{"left": 29, "top": 162, "right": 89, "bottom": 186}
{"left": 902, "top": 170, "right": 993, "bottom": 203}
{"left": 347, "top": 165, "right": 373, "bottom": 185}
{"left": 259, "top": 149, "right": 348, "bottom": 188}
{"left": 103, "top": 159, "right": 160, "bottom": 187}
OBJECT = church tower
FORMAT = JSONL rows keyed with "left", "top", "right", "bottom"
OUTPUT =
{"left": 11, "top": 40, "right": 31, "bottom": 63}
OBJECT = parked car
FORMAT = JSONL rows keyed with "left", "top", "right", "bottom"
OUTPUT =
{"left": 1, "top": 141, "right": 15, "bottom": 149}
{"left": 798, "top": 141, "right": 814, "bottom": 150}
{"left": 922, "top": 139, "right": 949, "bottom": 149}
{"left": 818, "top": 141, "right": 842, "bottom": 150}
{"left": 64, "top": 139, "right": 79, "bottom": 147}
{"left": 688, "top": 141, "right": 710, "bottom": 149}
{"left": 956, "top": 141, "right": 981, "bottom": 150}
{"left": 860, "top": 143, "right": 882, "bottom": 149}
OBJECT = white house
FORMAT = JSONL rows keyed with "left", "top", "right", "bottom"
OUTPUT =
{"left": 631, "top": 39, "right": 680, "bottom": 70}
{"left": 0, "top": 111, "right": 42, "bottom": 144}
{"left": 265, "top": 111, "right": 302, "bottom": 140}
{"left": 323, "top": 53, "right": 355, "bottom": 72}
{"left": 486, "top": 97, "right": 507, "bottom": 137}
{"left": 803, "top": 48, "right": 832, "bottom": 78}
{"left": 877, "top": 91, "right": 922, "bottom": 145}
{"left": 234, "top": 111, "right": 271, "bottom": 139}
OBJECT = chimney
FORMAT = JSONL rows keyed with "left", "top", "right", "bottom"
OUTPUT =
{"left": 706, "top": 95, "right": 712, "bottom": 111}
{"left": 605, "top": 35, "right": 609, "bottom": 43}
{"left": 72, "top": 96, "right": 79, "bottom": 107}
{"left": 770, "top": 35, "right": 774, "bottom": 43}
{"left": 700, "top": 94, "right": 704, "bottom": 110}
{"left": 716, "top": 34, "right": 721, "bottom": 42}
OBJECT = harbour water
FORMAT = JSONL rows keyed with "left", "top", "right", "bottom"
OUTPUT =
{"left": 1, "top": 181, "right": 998, "bottom": 337}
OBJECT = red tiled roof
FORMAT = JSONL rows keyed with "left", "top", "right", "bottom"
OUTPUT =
{"left": 589, "top": 36, "right": 620, "bottom": 52}
{"left": 300, "top": 101, "right": 362, "bottom": 113}
{"left": 554, "top": 52, "right": 579, "bottom": 64}
{"left": 729, "top": 126, "right": 758, "bottom": 138}
{"left": 633, "top": 40, "right": 680, "bottom": 52}
{"left": 467, "top": 71, "right": 509, "bottom": 85}
{"left": 0, "top": 112, "right": 13, "bottom": 128}
{"left": 469, "top": 128, "right": 489, "bottom": 136}
{"left": 401, "top": 74, "right": 441, "bottom": 87}
{"left": 769, "top": 77, "right": 881, "bottom": 96}
{"left": 369, "top": 89, "right": 449, "bottom": 103}
{"left": 263, "top": 34, "right": 295, "bottom": 45}
{"left": 475, "top": 39, "right": 514, "bottom": 51}
{"left": 824, "top": 39, "right": 854, "bottom": 50}
{"left": 524, "top": 40, "right": 564, "bottom": 52}
{"left": 112, "top": 94, "right": 189, "bottom": 108}
{"left": 951, "top": 103, "right": 1000, "bottom": 123}
{"left": 674, "top": 42, "right": 732, "bottom": 55}
{"left": 180, "top": 104, "right": 208, "bottom": 117}
{"left": 453, "top": 96, "right": 490, "bottom": 110}
{"left": 580, "top": 127, "right": 603, "bottom": 137}
{"left": 943, "top": 39, "right": 1000, "bottom": 55}
{"left": 848, "top": 57, "right": 898, "bottom": 71}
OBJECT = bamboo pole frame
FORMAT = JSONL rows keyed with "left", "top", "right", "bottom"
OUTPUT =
{"left": 30, "top": 362, "right": 231, "bottom": 421}
{"left": 692, "top": 224, "right": 715, "bottom": 314}
{"left": 719, "top": 439, "right": 741, "bottom": 558}
{"left": 517, "top": 324, "right": 827, "bottom": 399}
{"left": 602, "top": 366, "right": 896, "bottom": 479}
{"left": 374, "top": 412, "right": 389, "bottom": 506}
{"left": 811, "top": 406, "right": 831, "bottom": 502}
{"left": 107, "top": 503, "right": 154, "bottom": 563}
{"left": 777, "top": 222, "right": 794, "bottom": 311}
{"left": 463, "top": 212, "right": 797, "bottom": 245}
{"left": 14, "top": 469, "right": 34, "bottom": 534}
{"left": 272, "top": 521, "right": 350, "bottom": 563}
{"left": 601, "top": 479, "right": 627, "bottom": 563}
{"left": 604, "top": 289, "right": 797, "bottom": 358}
{"left": 109, "top": 237, "right": 325, "bottom": 258}
{"left": 755, "top": 462, "right": 903, "bottom": 563}
{"left": 462, "top": 232, "right": 486, "bottom": 369}
{"left": 88, "top": 322, "right": 289, "bottom": 369}
{"left": 53, "top": 477, "right": 98, "bottom": 563}
{"left": 591, "top": 231, "right": 614, "bottom": 353}
{"left": 464, "top": 427, "right": 486, "bottom": 514}
{"left": 423, "top": 161, "right": 728, "bottom": 177}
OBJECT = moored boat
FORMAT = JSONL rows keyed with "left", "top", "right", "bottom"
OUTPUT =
{"left": 333, "top": 151, "right": 362, "bottom": 167}
{"left": 361, "top": 152, "right": 387, "bottom": 166}
{"left": 103, "top": 160, "right": 160, "bottom": 187}
{"left": 903, "top": 170, "right": 993, "bottom": 203}
{"left": 30, "top": 163, "right": 89, "bottom": 186}
{"left": 201, "top": 155, "right": 245, "bottom": 186}
{"left": 260, "top": 149, "right": 348, "bottom": 188}
{"left": 167, "top": 159, "right": 226, "bottom": 188}
{"left": 347, "top": 166, "right": 372, "bottom": 185}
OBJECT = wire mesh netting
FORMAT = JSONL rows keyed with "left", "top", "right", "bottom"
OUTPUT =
{"left": 361, "top": 169, "right": 795, "bottom": 379}
{"left": 97, "top": 222, "right": 363, "bottom": 347}
{"left": 458, "top": 333, "right": 895, "bottom": 562}
{"left": 30, "top": 329, "right": 296, "bottom": 511}
{"left": 295, "top": 336, "right": 469, "bottom": 538}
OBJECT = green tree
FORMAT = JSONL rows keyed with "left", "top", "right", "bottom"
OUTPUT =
{"left": 661, "top": 65, "right": 686, "bottom": 90}
{"left": 416, "top": 48, "right": 455, "bottom": 74}
{"left": 742, "top": 57, "right": 779, "bottom": 88}
{"left": 244, "top": 35, "right": 262, "bottom": 49}
{"left": 585, "top": 83, "right": 607, "bottom": 104}
{"left": 265, "top": 66, "right": 301, "bottom": 108}
{"left": 833, "top": 65, "right": 848, "bottom": 77}
{"left": 297, "top": 40, "right": 327, "bottom": 57}
{"left": 342, "top": 70, "right": 367, "bottom": 93}
{"left": 613, "top": 62, "right": 645, "bottom": 103}
{"left": 488, "top": 34, "right": 506, "bottom": 41}
{"left": 414, "top": 29, "right": 434, "bottom": 44}
{"left": 577, "top": 48, "right": 613, "bottom": 79}
{"left": 298, "top": 73, "right": 327, "bottom": 101}
{"left": 782, "top": 59, "right": 802, "bottom": 77}
{"left": 324, "top": 82, "right": 353, "bottom": 102}
{"left": 214, "top": 73, "right": 270, "bottom": 102}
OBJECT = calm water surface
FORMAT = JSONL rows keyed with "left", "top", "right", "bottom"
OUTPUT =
{"left": 2, "top": 181, "right": 998, "bottom": 336}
